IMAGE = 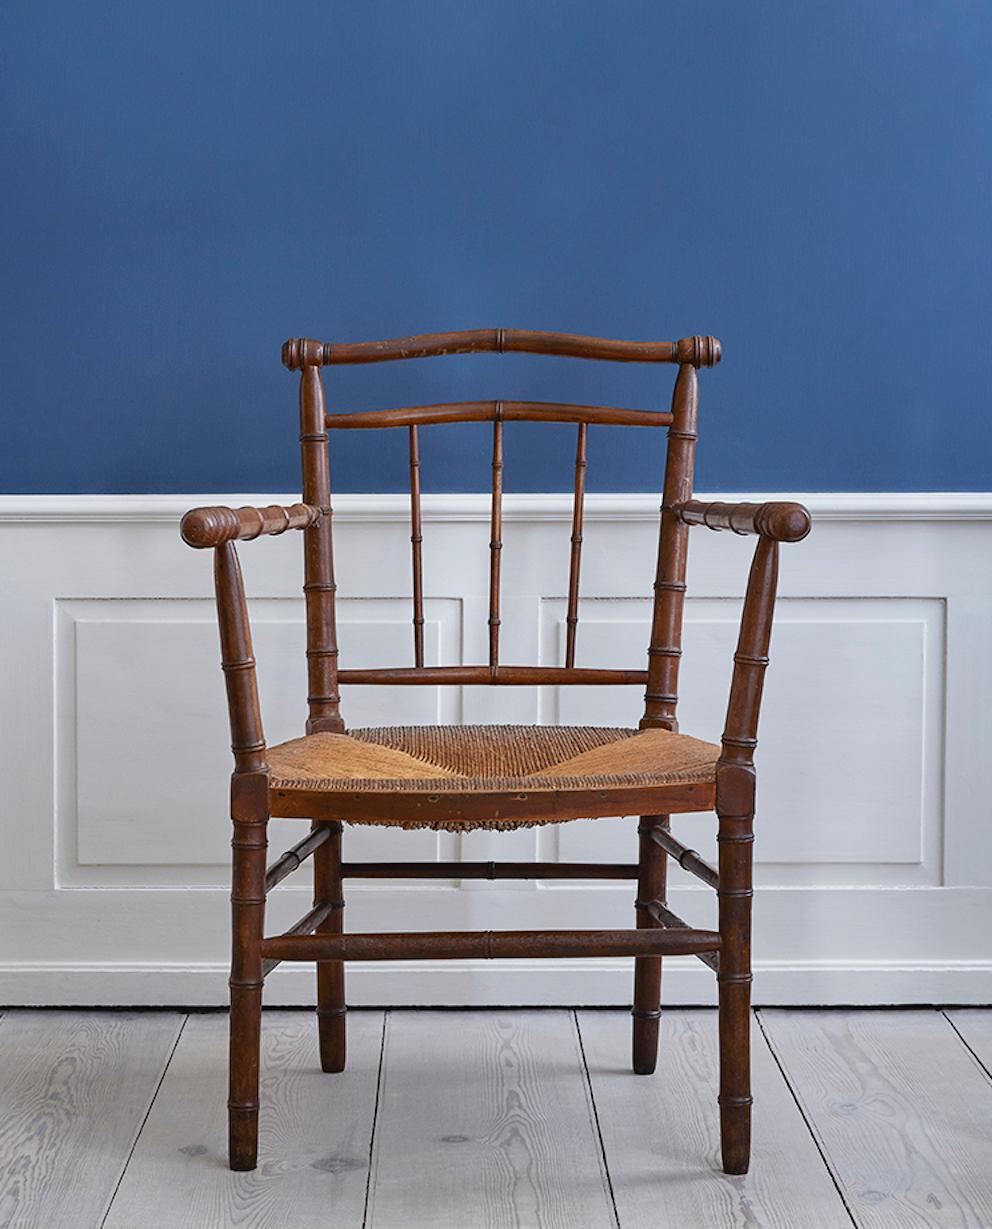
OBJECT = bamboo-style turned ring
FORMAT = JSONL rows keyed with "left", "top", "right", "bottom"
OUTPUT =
{"left": 672, "top": 499, "right": 812, "bottom": 542}
{"left": 181, "top": 502, "right": 321, "bottom": 549}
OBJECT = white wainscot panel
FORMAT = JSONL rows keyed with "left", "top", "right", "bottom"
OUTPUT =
{"left": 545, "top": 597, "right": 944, "bottom": 887}
{"left": 59, "top": 597, "right": 462, "bottom": 886}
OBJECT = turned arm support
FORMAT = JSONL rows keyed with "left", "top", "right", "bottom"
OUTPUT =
{"left": 181, "top": 502, "right": 322, "bottom": 549}
{"left": 671, "top": 499, "right": 811, "bottom": 543}
{"left": 677, "top": 501, "right": 809, "bottom": 773}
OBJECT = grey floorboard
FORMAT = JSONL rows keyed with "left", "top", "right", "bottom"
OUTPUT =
{"left": 945, "top": 1008, "right": 992, "bottom": 1078}
{"left": 0, "top": 1010, "right": 182, "bottom": 1229}
{"left": 760, "top": 1009, "right": 992, "bottom": 1228}
{"left": 579, "top": 1008, "right": 851, "bottom": 1228}
{"left": 103, "top": 1010, "right": 384, "bottom": 1229}
{"left": 365, "top": 1009, "right": 617, "bottom": 1229}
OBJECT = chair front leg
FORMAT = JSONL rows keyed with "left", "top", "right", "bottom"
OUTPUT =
{"left": 228, "top": 776, "right": 268, "bottom": 1171}
{"left": 632, "top": 814, "right": 669, "bottom": 1074}
{"left": 314, "top": 821, "right": 347, "bottom": 1072}
{"left": 716, "top": 766, "right": 754, "bottom": 1175}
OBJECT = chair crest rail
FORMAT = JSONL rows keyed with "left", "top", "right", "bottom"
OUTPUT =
{"left": 283, "top": 330, "right": 722, "bottom": 368}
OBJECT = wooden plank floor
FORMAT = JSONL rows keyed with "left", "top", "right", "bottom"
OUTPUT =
{"left": 0, "top": 1008, "right": 989, "bottom": 1228}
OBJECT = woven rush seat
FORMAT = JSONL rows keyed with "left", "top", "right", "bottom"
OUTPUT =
{"left": 267, "top": 724, "right": 720, "bottom": 830}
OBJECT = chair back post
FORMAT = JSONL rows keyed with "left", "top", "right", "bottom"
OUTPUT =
{"left": 641, "top": 361, "right": 699, "bottom": 731}
{"left": 292, "top": 340, "right": 345, "bottom": 733}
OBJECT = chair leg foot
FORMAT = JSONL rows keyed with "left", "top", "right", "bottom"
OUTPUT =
{"left": 632, "top": 814, "right": 668, "bottom": 1074}
{"left": 318, "top": 1004, "right": 347, "bottom": 1073}
{"left": 228, "top": 805, "right": 267, "bottom": 1173}
{"left": 719, "top": 1099, "right": 752, "bottom": 1174}
{"left": 228, "top": 1105, "right": 259, "bottom": 1171}
{"left": 631, "top": 1009, "right": 661, "bottom": 1075}
{"left": 315, "top": 824, "right": 346, "bottom": 1072}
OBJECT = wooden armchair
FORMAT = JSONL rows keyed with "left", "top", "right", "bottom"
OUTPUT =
{"left": 181, "top": 329, "right": 810, "bottom": 1174}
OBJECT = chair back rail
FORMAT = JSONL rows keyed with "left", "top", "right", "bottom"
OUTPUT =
{"left": 324, "top": 402, "right": 673, "bottom": 429}
{"left": 279, "top": 332, "right": 722, "bottom": 729}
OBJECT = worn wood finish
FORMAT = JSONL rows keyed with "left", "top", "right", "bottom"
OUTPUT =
{"left": 673, "top": 498, "right": 812, "bottom": 542}
{"left": 214, "top": 543, "right": 267, "bottom": 777}
{"left": 181, "top": 501, "right": 320, "bottom": 549}
{"left": 648, "top": 824, "right": 719, "bottom": 889}
{"left": 264, "top": 825, "right": 329, "bottom": 892}
{"left": 716, "top": 534, "right": 780, "bottom": 1175}
{"left": 408, "top": 425, "right": 425, "bottom": 667}
{"left": 261, "top": 925, "right": 721, "bottom": 964}
{"left": 299, "top": 362, "right": 344, "bottom": 736}
{"left": 104, "top": 1012, "right": 384, "bottom": 1229}
{"left": 565, "top": 422, "right": 587, "bottom": 668}
{"left": 314, "top": 821, "right": 346, "bottom": 1073}
{"left": 489, "top": 418, "right": 503, "bottom": 669}
{"left": 366, "top": 1011, "right": 615, "bottom": 1229}
{"left": 761, "top": 1009, "right": 992, "bottom": 1227}
{"left": 184, "top": 327, "right": 809, "bottom": 1175}
{"left": 283, "top": 328, "right": 723, "bottom": 367}
{"left": 0, "top": 1011, "right": 182, "bottom": 1229}
{"left": 341, "top": 859, "right": 640, "bottom": 879}
{"left": 216, "top": 544, "right": 270, "bottom": 1170}
{"left": 580, "top": 1010, "right": 848, "bottom": 1228}
{"left": 269, "top": 777, "right": 716, "bottom": 826}
{"left": 260, "top": 901, "right": 334, "bottom": 978}
{"left": 324, "top": 399, "right": 673, "bottom": 429}
{"left": 640, "top": 899, "right": 721, "bottom": 974}
{"left": 642, "top": 363, "right": 699, "bottom": 731}
{"left": 337, "top": 663, "right": 648, "bottom": 686}
{"left": 633, "top": 814, "right": 669, "bottom": 1075}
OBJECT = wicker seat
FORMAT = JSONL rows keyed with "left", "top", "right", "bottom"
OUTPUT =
{"left": 267, "top": 724, "right": 720, "bottom": 830}
{"left": 181, "top": 327, "right": 811, "bottom": 1176}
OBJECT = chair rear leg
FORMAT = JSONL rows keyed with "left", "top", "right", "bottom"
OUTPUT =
{"left": 315, "top": 821, "right": 346, "bottom": 1073}
{"left": 632, "top": 814, "right": 669, "bottom": 1074}
{"left": 229, "top": 809, "right": 267, "bottom": 1171}
{"left": 717, "top": 809, "right": 754, "bottom": 1175}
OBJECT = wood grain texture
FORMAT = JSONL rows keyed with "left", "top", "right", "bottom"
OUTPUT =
{"left": 0, "top": 1010, "right": 182, "bottom": 1229}
{"left": 579, "top": 1009, "right": 846, "bottom": 1228}
{"left": 366, "top": 1010, "right": 615, "bottom": 1229}
{"left": 945, "top": 1008, "right": 992, "bottom": 1076}
{"left": 104, "top": 1011, "right": 385, "bottom": 1229}
{"left": 760, "top": 1009, "right": 992, "bottom": 1228}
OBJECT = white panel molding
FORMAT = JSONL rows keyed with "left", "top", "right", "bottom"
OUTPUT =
{"left": 1, "top": 491, "right": 990, "bottom": 1005}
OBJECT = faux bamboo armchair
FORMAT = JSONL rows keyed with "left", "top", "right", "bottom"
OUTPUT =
{"left": 181, "top": 329, "right": 810, "bottom": 1175}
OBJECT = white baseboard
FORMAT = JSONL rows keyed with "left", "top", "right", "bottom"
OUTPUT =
{"left": 3, "top": 960, "right": 990, "bottom": 1008}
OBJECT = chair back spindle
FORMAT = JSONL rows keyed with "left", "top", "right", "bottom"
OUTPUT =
{"left": 489, "top": 415, "right": 504, "bottom": 670}
{"left": 408, "top": 425, "right": 425, "bottom": 667}
{"left": 281, "top": 331, "right": 722, "bottom": 727}
{"left": 565, "top": 422, "right": 588, "bottom": 669}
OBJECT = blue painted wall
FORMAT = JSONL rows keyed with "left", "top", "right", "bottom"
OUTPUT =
{"left": 1, "top": 2, "right": 989, "bottom": 493}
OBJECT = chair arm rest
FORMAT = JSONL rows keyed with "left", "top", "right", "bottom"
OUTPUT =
{"left": 180, "top": 502, "right": 321, "bottom": 549}
{"left": 671, "top": 499, "right": 811, "bottom": 543}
